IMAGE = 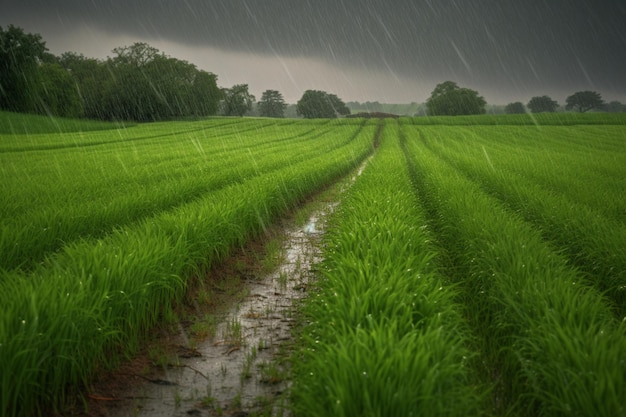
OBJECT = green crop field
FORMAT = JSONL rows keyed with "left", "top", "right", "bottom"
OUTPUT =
{"left": 1, "top": 111, "right": 625, "bottom": 416}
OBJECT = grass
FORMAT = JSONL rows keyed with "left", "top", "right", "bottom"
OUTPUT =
{"left": 401, "top": 122, "right": 626, "bottom": 416}
{"left": 0, "top": 115, "right": 377, "bottom": 417}
{"left": 415, "top": 125, "right": 626, "bottom": 316}
{"left": 0, "top": 110, "right": 130, "bottom": 134}
{"left": 292, "top": 119, "right": 485, "bottom": 416}
{"left": 0, "top": 118, "right": 365, "bottom": 271}
{"left": 1, "top": 111, "right": 624, "bottom": 416}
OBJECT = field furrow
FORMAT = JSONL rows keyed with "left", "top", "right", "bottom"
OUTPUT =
{"left": 401, "top": 123, "right": 626, "bottom": 416}
{"left": 413, "top": 125, "right": 626, "bottom": 316}
{"left": 1, "top": 113, "right": 625, "bottom": 417}
{"left": 0, "top": 120, "right": 365, "bottom": 271}
{"left": 0, "top": 120, "right": 376, "bottom": 416}
{"left": 293, "top": 120, "right": 485, "bottom": 416}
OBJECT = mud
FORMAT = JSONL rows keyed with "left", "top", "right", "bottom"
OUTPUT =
{"left": 84, "top": 202, "right": 336, "bottom": 417}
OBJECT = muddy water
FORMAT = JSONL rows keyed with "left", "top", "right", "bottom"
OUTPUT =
{"left": 102, "top": 205, "right": 336, "bottom": 417}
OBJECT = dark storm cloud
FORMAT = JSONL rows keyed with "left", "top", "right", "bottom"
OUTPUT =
{"left": 3, "top": 0, "right": 626, "bottom": 101}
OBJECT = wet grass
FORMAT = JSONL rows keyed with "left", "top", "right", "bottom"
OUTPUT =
{"left": 0, "top": 110, "right": 129, "bottom": 134}
{"left": 2, "top": 112, "right": 624, "bottom": 416}
{"left": 0, "top": 116, "right": 378, "bottom": 417}
{"left": 292, "top": 120, "right": 486, "bottom": 416}
{"left": 414, "top": 125, "right": 626, "bottom": 317}
{"left": 401, "top": 122, "right": 626, "bottom": 416}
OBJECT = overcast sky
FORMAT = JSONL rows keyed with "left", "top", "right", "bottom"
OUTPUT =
{"left": 2, "top": 0, "right": 625, "bottom": 104}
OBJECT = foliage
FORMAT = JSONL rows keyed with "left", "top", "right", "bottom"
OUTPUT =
{"left": 221, "top": 84, "right": 255, "bottom": 116}
{"left": 0, "top": 25, "right": 48, "bottom": 113}
{"left": 527, "top": 95, "right": 559, "bottom": 113}
{"left": 565, "top": 90, "right": 604, "bottom": 113}
{"left": 425, "top": 81, "right": 486, "bottom": 116}
{"left": 1, "top": 27, "right": 223, "bottom": 121}
{"left": 605, "top": 100, "right": 626, "bottom": 113}
{"left": 327, "top": 93, "right": 351, "bottom": 116}
{"left": 257, "top": 89, "right": 287, "bottom": 118}
{"left": 58, "top": 52, "right": 110, "bottom": 119}
{"left": 296, "top": 90, "right": 350, "bottom": 118}
{"left": 504, "top": 101, "right": 525, "bottom": 114}
{"left": 100, "top": 42, "right": 223, "bottom": 121}
{"left": 406, "top": 113, "right": 626, "bottom": 125}
{"left": 36, "top": 63, "right": 82, "bottom": 118}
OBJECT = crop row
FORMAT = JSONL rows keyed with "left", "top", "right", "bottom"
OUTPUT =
{"left": 414, "top": 125, "right": 626, "bottom": 316}
{"left": 0, "top": 119, "right": 365, "bottom": 271}
{"left": 292, "top": 120, "right": 485, "bottom": 416}
{"left": 0, "top": 120, "right": 377, "bottom": 417}
{"left": 400, "top": 123, "right": 625, "bottom": 416}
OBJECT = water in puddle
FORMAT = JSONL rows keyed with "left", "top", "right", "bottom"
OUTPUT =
{"left": 102, "top": 207, "right": 334, "bottom": 417}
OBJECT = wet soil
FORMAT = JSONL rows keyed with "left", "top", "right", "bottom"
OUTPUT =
{"left": 72, "top": 187, "right": 344, "bottom": 417}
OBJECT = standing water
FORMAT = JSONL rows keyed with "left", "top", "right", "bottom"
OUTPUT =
{"left": 86, "top": 199, "right": 339, "bottom": 417}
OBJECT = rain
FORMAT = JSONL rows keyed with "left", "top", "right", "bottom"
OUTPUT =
{"left": 1, "top": 1, "right": 626, "bottom": 416}
{"left": 1, "top": 0, "right": 624, "bottom": 104}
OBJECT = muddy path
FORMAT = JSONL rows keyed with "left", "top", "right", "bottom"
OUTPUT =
{"left": 74, "top": 170, "right": 362, "bottom": 417}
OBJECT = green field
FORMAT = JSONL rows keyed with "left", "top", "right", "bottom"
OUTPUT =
{"left": 1, "top": 112, "right": 625, "bottom": 416}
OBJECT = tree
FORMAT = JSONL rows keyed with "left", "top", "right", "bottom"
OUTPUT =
{"left": 99, "top": 42, "right": 222, "bottom": 121}
{"left": 504, "top": 102, "right": 526, "bottom": 114}
{"left": 221, "top": 84, "right": 255, "bottom": 116}
{"left": 110, "top": 42, "right": 160, "bottom": 67}
{"left": 527, "top": 95, "right": 559, "bottom": 113}
{"left": 565, "top": 91, "right": 604, "bottom": 113}
{"left": 0, "top": 25, "right": 48, "bottom": 112}
{"left": 296, "top": 90, "right": 349, "bottom": 118}
{"left": 36, "top": 62, "right": 82, "bottom": 117}
{"left": 258, "top": 89, "right": 287, "bottom": 118}
{"left": 190, "top": 70, "right": 222, "bottom": 117}
{"left": 605, "top": 101, "right": 626, "bottom": 113}
{"left": 59, "top": 52, "right": 110, "bottom": 119}
{"left": 327, "top": 93, "right": 351, "bottom": 116}
{"left": 425, "top": 81, "right": 486, "bottom": 116}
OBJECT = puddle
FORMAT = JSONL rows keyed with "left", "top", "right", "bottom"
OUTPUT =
{"left": 77, "top": 159, "right": 371, "bottom": 417}
{"left": 92, "top": 204, "right": 336, "bottom": 417}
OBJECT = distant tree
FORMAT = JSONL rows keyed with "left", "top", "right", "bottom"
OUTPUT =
{"left": 258, "top": 89, "right": 287, "bottom": 118}
{"left": 368, "top": 101, "right": 384, "bottom": 112}
{"left": 99, "top": 42, "right": 222, "bottom": 121}
{"left": 565, "top": 91, "right": 604, "bottom": 113}
{"left": 59, "top": 52, "right": 110, "bottom": 119}
{"left": 0, "top": 25, "right": 48, "bottom": 112}
{"left": 110, "top": 42, "right": 160, "bottom": 67}
{"left": 284, "top": 104, "right": 299, "bottom": 118}
{"left": 527, "top": 95, "right": 559, "bottom": 113}
{"left": 486, "top": 105, "right": 506, "bottom": 115}
{"left": 296, "top": 90, "right": 349, "bottom": 118}
{"left": 36, "top": 62, "right": 82, "bottom": 117}
{"left": 297, "top": 90, "right": 334, "bottom": 118}
{"left": 425, "top": 81, "right": 486, "bottom": 116}
{"left": 190, "top": 70, "right": 222, "bottom": 117}
{"left": 327, "top": 93, "right": 351, "bottom": 116}
{"left": 605, "top": 101, "right": 626, "bottom": 113}
{"left": 221, "top": 84, "right": 255, "bottom": 116}
{"left": 504, "top": 102, "right": 526, "bottom": 114}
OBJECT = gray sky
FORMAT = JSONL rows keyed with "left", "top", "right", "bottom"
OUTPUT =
{"left": 2, "top": 0, "right": 625, "bottom": 104}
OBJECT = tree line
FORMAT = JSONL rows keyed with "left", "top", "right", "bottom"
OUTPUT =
{"left": 0, "top": 25, "right": 351, "bottom": 121}
{"left": 425, "top": 81, "right": 624, "bottom": 116}
{"left": 1, "top": 25, "right": 624, "bottom": 121}
{"left": 0, "top": 26, "right": 226, "bottom": 121}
